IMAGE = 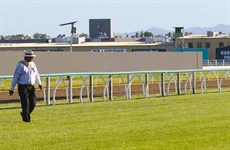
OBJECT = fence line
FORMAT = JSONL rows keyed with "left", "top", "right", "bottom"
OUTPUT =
{"left": 0, "top": 68, "right": 230, "bottom": 105}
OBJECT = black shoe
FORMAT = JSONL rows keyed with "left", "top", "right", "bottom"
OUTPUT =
{"left": 20, "top": 112, "right": 30, "bottom": 122}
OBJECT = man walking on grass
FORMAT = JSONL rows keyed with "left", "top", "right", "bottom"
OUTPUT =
{"left": 9, "top": 50, "right": 43, "bottom": 122}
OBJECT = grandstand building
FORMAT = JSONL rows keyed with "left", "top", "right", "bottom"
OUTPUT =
{"left": 177, "top": 34, "right": 230, "bottom": 59}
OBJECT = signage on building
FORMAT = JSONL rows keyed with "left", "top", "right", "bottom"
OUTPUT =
{"left": 91, "top": 49, "right": 126, "bottom": 52}
{"left": 132, "top": 49, "right": 166, "bottom": 52}
{"left": 216, "top": 47, "right": 230, "bottom": 60}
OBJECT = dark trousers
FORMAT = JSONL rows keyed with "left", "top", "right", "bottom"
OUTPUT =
{"left": 18, "top": 84, "right": 36, "bottom": 122}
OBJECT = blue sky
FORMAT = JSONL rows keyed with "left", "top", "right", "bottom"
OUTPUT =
{"left": 0, "top": 0, "right": 229, "bottom": 37}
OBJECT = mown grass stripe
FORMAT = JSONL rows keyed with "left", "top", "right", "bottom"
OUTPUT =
{"left": 0, "top": 91, "right": 229, "bottom": 149}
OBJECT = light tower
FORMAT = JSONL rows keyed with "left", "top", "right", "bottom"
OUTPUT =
{"left": 174, "top": 27, "right": 184, "bottom": 48}
{"left": 60, "top": 21, "right": 78, "bottom": 52}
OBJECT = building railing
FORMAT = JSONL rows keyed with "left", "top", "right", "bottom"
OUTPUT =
{"left": 203, "top": 59, "right": 230, "bottom": 66}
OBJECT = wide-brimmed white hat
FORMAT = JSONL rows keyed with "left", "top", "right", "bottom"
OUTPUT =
{"left": 24, "top": 50, "right": 36, "bottom": 57}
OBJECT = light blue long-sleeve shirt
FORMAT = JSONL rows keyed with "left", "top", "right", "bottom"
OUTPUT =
{"left": 10, "top": 61, "right": 42, "bottom": 91}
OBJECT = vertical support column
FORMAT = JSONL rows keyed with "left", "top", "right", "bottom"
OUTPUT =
{"left": 46, "top": 77, "right": 50, "bottom": 105}
{"left": 109, "top": 75, "right": 113, "bottom": 101}
{"left": 145, "top": 73, "right": 149, "bottom": 98}
{"left": 126, "top": 74, "right": 130, "bottom": 100}
{"left": 89, "top": 75, "right": 93, "bottom": 102}
{"left": 161, "top": 73, "right": 165, "bottom": 96}
{"left": 68, "top": 76, "right": 73, "bottom": 103}
{"left": 192, "top": 72, "right": 196, "bottom": 94}
{"left": 127, "top": 74, "right": 131, "bottom": 100}
{"left": 177, "top": 73, "right": 181, "bottom": 95}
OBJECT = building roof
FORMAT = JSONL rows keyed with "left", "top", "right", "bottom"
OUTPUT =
{"left": 0, "top": 42, "right": 162, "bottom": 48}
{"left": 182, "top": 34, "right": 230, "bottom": 39}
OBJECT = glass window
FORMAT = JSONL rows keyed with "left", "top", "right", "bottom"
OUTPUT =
{"left": 188, "top": 42, "right": 193, "bottom": 48}
{"left": 219, "top": 42, "right": 224, "bottom": 48}
{"left": 205, "top": 42, "right": 210, "bottom": 48}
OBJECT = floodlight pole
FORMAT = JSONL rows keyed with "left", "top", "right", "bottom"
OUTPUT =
{"left": 70, "top": 24, "right": 74, "bottom": 52}
{"left": 59, "top": 21, "right": 78, "bottom": 52}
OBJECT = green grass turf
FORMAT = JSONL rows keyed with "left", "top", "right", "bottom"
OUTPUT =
{"left": 0, "top": 92, "right": 229, "bottom": 149}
